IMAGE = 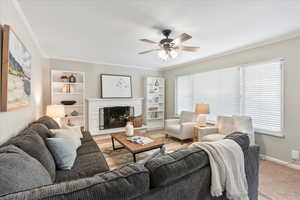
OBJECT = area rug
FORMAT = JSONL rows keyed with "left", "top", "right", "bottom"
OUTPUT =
{"left": 95, "top": 130, "right": 190, "bottom": 169}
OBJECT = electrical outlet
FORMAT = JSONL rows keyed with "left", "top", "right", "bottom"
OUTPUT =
{"left": 291, "top": 150, "right": 300, "bottom": 160}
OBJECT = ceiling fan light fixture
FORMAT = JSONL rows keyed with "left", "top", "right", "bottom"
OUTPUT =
{"left": 157, "top": 49, "right": 178, "bottom": 61}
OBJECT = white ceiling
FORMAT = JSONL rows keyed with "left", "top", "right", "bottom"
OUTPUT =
{"left": 18, "top": 0, "right": 300, "bottom": 69}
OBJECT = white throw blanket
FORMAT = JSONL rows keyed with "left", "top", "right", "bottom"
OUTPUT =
{"left": 191, "top": 139, "right": 248, "bottom": 200}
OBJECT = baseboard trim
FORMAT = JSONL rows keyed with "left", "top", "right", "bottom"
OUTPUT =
{"left": 260, "top": 154, "right": 300, "bottom": 170}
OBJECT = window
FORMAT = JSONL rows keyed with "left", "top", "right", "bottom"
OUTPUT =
{"left": 176, "top": 60, "right": 283, "bottom": 134}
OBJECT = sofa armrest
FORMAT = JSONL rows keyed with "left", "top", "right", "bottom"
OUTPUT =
{"left": 165, "top": 119, "right": 180, "bottom": 127}
{"left": 1, "top": 164, "right": 149, "bottom": 200}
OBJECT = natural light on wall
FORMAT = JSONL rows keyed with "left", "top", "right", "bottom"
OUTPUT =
{"left": 176, "top": 60, "right": 283, "bottom": 134}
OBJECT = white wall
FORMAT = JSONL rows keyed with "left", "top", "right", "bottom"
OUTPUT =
{"left": 163, "top": 36, "right": 300, "bottom": 166}
{"left": 45, "top": 58, "right": 161, "bottom": 113}
{"left": 0, "top": 0, "right": 47, "bottom": 143}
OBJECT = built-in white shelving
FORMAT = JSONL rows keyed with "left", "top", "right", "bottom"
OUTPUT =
{"left": 144, "top": 77, "right": 165, "bottom": 130}
{"left": 51, "top": 70, "right": 86, "bottom": 128}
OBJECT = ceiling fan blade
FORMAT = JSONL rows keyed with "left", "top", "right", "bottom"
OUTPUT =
{"left": 177, "top": 46, "right": 200, "bottom": 52}
{"left": 140, "top": 39, "right": 159, "bottom": 45}
{"left": 138, "top": 49, "right": 161, "bottom": 54}
{"left": 173, "top": 33, "right": 192, "bottom": 45}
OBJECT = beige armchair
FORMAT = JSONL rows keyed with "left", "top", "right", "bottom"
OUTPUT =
{"left": 165, "top": 111, "right": 200, "bottom": 140}
{"left": 198, "top": 115, "right": 255, "bottom": 145}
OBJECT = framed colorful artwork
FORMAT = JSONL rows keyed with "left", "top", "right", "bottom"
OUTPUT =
{"left": 1, "top": 25, "right": 31, "bottom": 111}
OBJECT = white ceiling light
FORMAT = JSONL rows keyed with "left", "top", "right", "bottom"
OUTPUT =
{"left": 157, "top": 49, "right": 178, "bottom": 61}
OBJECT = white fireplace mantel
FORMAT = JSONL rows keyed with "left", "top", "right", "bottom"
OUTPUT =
{"left": 86, "top": 98, "right": 144, "bottom": 135}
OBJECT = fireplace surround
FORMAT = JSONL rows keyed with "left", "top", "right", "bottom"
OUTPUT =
{"left": 87, "top": 98, "right": 144, "bottom": 135}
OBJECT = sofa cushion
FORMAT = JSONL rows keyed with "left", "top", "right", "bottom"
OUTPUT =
{"left": 55, "top": 142, "right": 109, "bottom": 183}
{"left": 4, "top": 130, "right": 56, "bottom": 182}
{"left": 34, "top": 116, "right": 60, "bottom": 129}
{"left": 0, "top": 145, "right": 52, "bottom": 196}
{"left": 145, "top": 146, "right": 209, "bottom": 187}
{"left": 27, "top": 123, "right": 54, "bottom": 139}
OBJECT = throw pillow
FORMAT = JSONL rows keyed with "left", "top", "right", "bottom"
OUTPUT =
{"left": 137, "top": 146, "right": 166, "bottom": 165}
{"left": 35, "top": 116, "right": 60, "bottom": 129}
{"left": 0, "top": 145, "right": 52, "bottom": 196}
{"left": 51, "top": 128, "right": 82, "bottom": 149}
{"left": 46, "top": 138, "right": 77, "bottom": 170}
{"left": 27, "top": 123, "right": 55, "bottom": 139}
{"left": 4, "top": 130, "right": 56, "bottom": 182}
{"left": 61, "top": 125, "right": 83, "bottom": 138}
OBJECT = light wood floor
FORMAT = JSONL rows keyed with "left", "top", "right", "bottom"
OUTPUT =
{"left": 95, "top": 130, "right": 300, "bottom": 200}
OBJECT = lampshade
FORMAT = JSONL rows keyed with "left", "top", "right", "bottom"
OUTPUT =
{"left": 46, "top": 105, "right": 65, "bottom": 118}
{"left": 195, "top": 104, "right": 210, "bottom": 114}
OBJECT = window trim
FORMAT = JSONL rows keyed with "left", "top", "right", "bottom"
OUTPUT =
{"left": 174, "top": 59, "right": 285, "bottom": 136}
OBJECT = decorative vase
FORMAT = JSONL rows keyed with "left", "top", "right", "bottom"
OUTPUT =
{"left": 125, "top": 122, "right": 134, "bottom": 137}
{"left": 69, "top": 74, "right": 76, "bottom": 83}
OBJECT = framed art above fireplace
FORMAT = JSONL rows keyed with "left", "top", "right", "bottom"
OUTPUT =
{"left": 100, "top": 74, "right": 132, "bottom": 98}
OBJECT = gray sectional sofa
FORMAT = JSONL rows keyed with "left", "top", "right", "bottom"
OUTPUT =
{"left": 0, "top": 116, "right": 260, "bottom": 200}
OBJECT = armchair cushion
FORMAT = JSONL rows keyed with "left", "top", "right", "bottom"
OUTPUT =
{"left": 180, "top": 111, "right": 200, "bottom": 123}
{"left": 217, "top": 116, "right": 234, "bottom": 135}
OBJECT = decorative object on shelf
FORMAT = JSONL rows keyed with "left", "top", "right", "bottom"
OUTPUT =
{"left": 69, "top": 85, "right": 75, "bottom": 93}
{"left": 125, "top": 121, "right": 134, "bottom": 136}
{"left": 100, "top": 74, "right": 132, "bottom": 98}
{"left": 195, "top": 104, "right": 210, "bottom": 126}
{"left": 69, "top": 74, "right": 76, "bottom": 83}
{"left": 60, "top": 75, "right": 69, "bottom": 82}
{"left": 0, "top": 25, "right": 31, "bottom": 112}
{"left": 62, "top": 84, "right": 70, "bottom": 93}
{"left": 71, "top": 110, "right": 79, "bottom": 116}
{"left": 155, "top": 80, "right": 159, "bottom": 86}
{"left": 66, "top": 119, "right": 74, "bottom": 126}
{"left": 61, "top": 100, "right": 76, "bottom": 105}
{"left": 46, "top": 105, "right": 65, "bottom": 126}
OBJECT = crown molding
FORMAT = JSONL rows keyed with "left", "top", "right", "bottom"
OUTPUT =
{"left": 49, "top": 57, "right": 162, "bottom": 72}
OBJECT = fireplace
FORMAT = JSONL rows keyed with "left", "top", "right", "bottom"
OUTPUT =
{"left": 99, "top": 106, "right": 134, "bottom": 130}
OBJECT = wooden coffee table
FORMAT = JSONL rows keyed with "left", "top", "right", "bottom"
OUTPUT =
{"left": 111, "top": 132, "right": 164, "bottom": 162}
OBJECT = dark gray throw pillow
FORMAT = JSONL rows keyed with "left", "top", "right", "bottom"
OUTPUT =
{"left": 27, "top": 123, "right": 54, "bottom": 139}
{"left": 34, "top": 116, "right": 60, "bottom": 129}
{"left": 0, "top": 145, "right": 52, "bottom": 196}
{"left": 5, "top": 130, "right": 56, "bottom": 182}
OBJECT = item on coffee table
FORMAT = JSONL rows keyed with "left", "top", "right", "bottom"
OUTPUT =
{"left": 61, "top": 100, "right": 76, "bottom": 105}
{"left": 125, "top": 122, "right": 134, "bottom": 136}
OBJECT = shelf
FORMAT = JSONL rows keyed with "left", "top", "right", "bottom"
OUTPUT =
{"left": 62, "top": 104, "right": 83, "bottom": 107}
{"left": 147, "top": 118, "right": 164, "bottom": 121}
{"left": 53, "top": 82, "right": 83, "bottom": 85}
{"left": 63, "top": 115, "right": 84, "bottom": 119}
{"left": 147, "top": 110, "right": 164, "bottom": 113}
{"left": 54, "top": 92, "right": 83, "bottom": 95}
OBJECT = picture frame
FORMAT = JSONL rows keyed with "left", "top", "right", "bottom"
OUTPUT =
{"left": 100, "top": 74, "right": 132, "bottom": 98}
{"left": 1, "top": 25, "right": 32, "bottom": 112}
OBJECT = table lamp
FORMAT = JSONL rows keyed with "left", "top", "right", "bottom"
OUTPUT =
{"left": 195, "top": 104, "right": 210, "bottom": 126}
{"left": 46, "top": 105, "right": 65, "bottom": 126}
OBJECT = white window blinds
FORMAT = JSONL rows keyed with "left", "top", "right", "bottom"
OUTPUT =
{"left": 241, "top": 61, "right": 283, "bottom": 133}
{"left": 175, "top": 60, "right": 283, "bottom": 134}
{"left": 192, "top": 68, "right": 240, "bottom": 121}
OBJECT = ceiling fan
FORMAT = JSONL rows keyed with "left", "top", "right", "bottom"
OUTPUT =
{"left": 139, "top": 29, "right": 200, "bottom": 61}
